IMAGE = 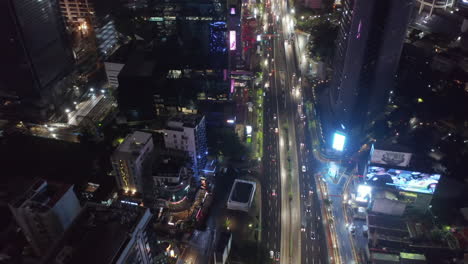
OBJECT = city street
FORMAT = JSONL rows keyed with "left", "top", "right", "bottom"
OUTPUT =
{"left": 261, "top": 0, "right": 329, "bottom": 263}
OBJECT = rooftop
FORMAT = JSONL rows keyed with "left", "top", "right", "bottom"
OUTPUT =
{"left": 11, "top": 179, "right": 73, "bottom": 211}
{"left": 42, "top": 203, "right": 150, "bottom": 264}
{"left": 115, "top": 131, "right": 152, "bottom": 154}
{"left": 105, "top": 41, "right": 136, "bottom": 64}
{"left": 152, "top": 157, "right": 186, "bottom": 176}
{"left": 167, "top": 114, "right": 204, "bottom": 129}
{"left": 119, "top": 51, "right": 155, "bottom": 77}
{"left": 230, "top": 180, "right": 254, "bottom": 204}
{"left": 368, "top": 213, "right": 408, "bottom": 231}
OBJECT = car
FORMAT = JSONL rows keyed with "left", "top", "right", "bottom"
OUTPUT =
{"left": 270, "top": 250, "right": 274, "bottom": 259}
{"left": 302, "top": 165, "right": 306, "bottom": 172}
{"left": 275, "top": 127, "right": 278, "bottom": 133}
{"left": 301, "top": 225, "right": 306, "bottom": 232}
{"left": 273, "top": 114, "right": 277, "bottom": 120}
{"left": 275, "top": 252, "right": 280, "bottom": 261}
{"left": 306, "top": 206, "right": 311, "bottom": 213}
{"left": 310, "top": 231, "right": 316, "bottom": 240}
{"left": 272, "top": 189, "right": 276, "bottom": 196}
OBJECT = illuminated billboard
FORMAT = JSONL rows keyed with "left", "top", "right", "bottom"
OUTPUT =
{"left": 355, "top": 185, "right": 372, "bottom": 203}
{"left": 332, "top": 132, "right": 346, "bottom": 151}
{"left": 229, "top": 30, "right": 236, "bottom": 51}
{"left": 366, "top": 166, "right": 440, "bottom": 194}
{"left": 246, "top": 125, "right": 252, "bottom": 136}
{"left": 371, "top": 149, "right": 412, "bottom": 167}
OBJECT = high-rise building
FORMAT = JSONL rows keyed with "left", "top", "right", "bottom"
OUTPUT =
{"left": 41, "top": 202, "right": 160, "bottom": 264}
{"left": 59, "top": 0, "right": 95, "bottom": 23}
{"left": 0, "top": 0, "right": 74, "bottom": 122}
{"left": 111, "top": 131, "right": 154, "bottom": 195}
{"left": 9, "top": 179, "right": 81, "bottom": 256}
{"left": 94, "top": 16, "right": 119, "bottom": 57}
{"left": 415, "top": 0, "right": 454, "bottom": 16}
{"left": 164, "top": 114, "right": 208, "bottom": 178}
{"left": 324, "top": 0, "right": 413, "bottom": 150}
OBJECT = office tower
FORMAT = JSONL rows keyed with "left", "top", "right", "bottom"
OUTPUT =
{"left": 111, "top": 131, "right": 154, "bottom": 195}
{"left": 0, "top": 0, "right": 74, "bottom": 122}
{"left": 9, "top": 179, "right": 81, "bottom": 256}
{"left": 59, "top": 0, "right": 95, "bottom": 23}
{"left": 416, "top": 0, "right": 454, "bottom": 16}
{"left": 117, "top": 52, "right": 156, "bottom": 121}
{"left": 94, "top": 16, "right": 119, "bottom": 57}
{"left": 42, "top": 203, "right": 158, "bottom": 264}
{"left": 325, "top": 0, "right": 413, "bottom": 148}
{"left": 164, "top": 114, "right": 208, "bottom": 178}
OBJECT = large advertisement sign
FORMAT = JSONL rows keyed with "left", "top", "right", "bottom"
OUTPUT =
{"left": 332, "top": 132, "right": 346, "bottom": 151}
{"left": 366, "top": 166, "right": 440, "bottom": 194}
{"left": 229, "top": 30, "right": 236, "bottom": 51}
{"left": 371, "top": 149, "right": 412, "bottom": 167}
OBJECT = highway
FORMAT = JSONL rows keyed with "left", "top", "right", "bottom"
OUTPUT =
{"left": 261, "top": 0, "right": 329, "bottom": 263}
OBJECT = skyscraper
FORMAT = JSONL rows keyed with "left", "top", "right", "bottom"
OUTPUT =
{"left": 111, "top": 131, "right": 154, "bottom": 195}
{"left": 164, "top": 114, "right": 208, "bottom": 178}
{"left": 0, "top": 0, "right": 74, "bottom": 121}
{"left": 9, "top": 179, "right": 81, "bottom": 256}
{"left": 324, "top": 0, "right": 413, "bottom": 150}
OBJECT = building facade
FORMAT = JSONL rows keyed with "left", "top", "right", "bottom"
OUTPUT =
{"left": 324, "top": 0, "right": 413, "bottom": 150}
{"left": 94, "top": 16, "right": 119, "bottom": 58}
{"left": 111, "top": 131, "right": 154, "bottom": 195}
{"left": 9, "top": 179, "right": 81, "bottom": 256}
{"left": 41, "top": 203, "right": 159, "bottom": 264}
{"left": 164, "top": 115, "right": 208, "bottom": 178}
{"left": 0, "top": 0, "right": 74, "bottom": 121}
{"left": 416, "top": 0, "right": 454, "bottom": 16}
{"left": 59, "top": 0, "right": 95, "bottom": 23}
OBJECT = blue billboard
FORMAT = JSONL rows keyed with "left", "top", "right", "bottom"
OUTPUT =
{"left": 366, "top": 166, "right": 440, "bottom": 194}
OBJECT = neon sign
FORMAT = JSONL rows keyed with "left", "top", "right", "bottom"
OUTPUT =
{"left": 230, "top": 30, "right": 236, "bottom": 51}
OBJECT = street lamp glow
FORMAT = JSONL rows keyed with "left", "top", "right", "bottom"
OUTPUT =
{"left": 264, "top": 59, "right": 268, "bottom": 66}
{"left": 90, "top": 88, "right": 94, "bottom": 92}
{"left": 291, "top": 8, "right": 295, "bottom": 14}
{"left": 101, "top": 89, "right": 105, "bottom": 93}
{"left": 65, "top": 108, "right": 71, "bottom": 113}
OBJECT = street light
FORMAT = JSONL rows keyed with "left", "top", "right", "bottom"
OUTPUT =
{"left": 65, "top": 108, "right": 71, "bottom": 113}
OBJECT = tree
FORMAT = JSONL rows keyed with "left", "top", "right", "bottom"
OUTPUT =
{"left": 207, "top": 128, "right": 249, "bottom": 161}
{"left": 308, "top": 21, "right": 338, "bottom": 62}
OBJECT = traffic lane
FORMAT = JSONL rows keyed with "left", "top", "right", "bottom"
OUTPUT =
{"left": 285, "top": 40, "right": 330, "bottom": 264}
{"left": 271, "top": 30, "right": 294, "bottom": 264}
{"left": 263, "top": 62, "right": 282, "bottom": 256}
{"left": 277, "top": 35, "right": 303, "bottom": 264}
